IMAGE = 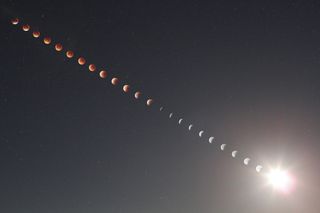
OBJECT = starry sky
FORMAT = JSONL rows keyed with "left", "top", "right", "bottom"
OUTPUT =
{"left": 1, "top": 1, "right": 320, "bottom": 212}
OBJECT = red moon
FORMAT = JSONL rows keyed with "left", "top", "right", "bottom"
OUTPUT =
{"left": 111, "top": 78, "right": 119, "bottom": 85}
{"left": 22, "top": 24, "right": 30, "bottom": 31}
{"left": 99, "top": 70, "right": 107, "bottom": 78}
{"left": 43, "top": 37, "right": 51, "bottom": 45}
{"left": 66, "top": 50, "right": 74, "bottom": 58}
{"left": 78, "top": 57, "right": 86, "bottom": 65}
{"left": 146, "top": 99, "right": 153, "bottom": 106}
{"left": 11, "top": 18, "right": 19, "bottom": 25}
{"left": 123, "top": 84, "right": 130, "bottom": 93}
{"left": 32, "top": 31, "right": 40, "bottom": 38}
{"left": 134, "top": 91, "right": 141, "bottom": 99}
{"left": 55, "top": 43, "right": 63, "bottom": 51}
{"left": 88, "top": 64, "right": 96, "bottom": 72}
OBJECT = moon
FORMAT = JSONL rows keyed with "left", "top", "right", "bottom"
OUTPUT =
{"left": 134, "top": 91, "right": 141, "bottom": 99}
{"left": 244, "top": 158, "right": 250, "bottom": 165}
{"left": 32, "top": 31, "right": 40, "bottom": 38}
{"left": 178, "top": 118, "right": 183, "bottom": 125}
{"left": 78, "top": 57, "right": 86, "bottom": 65}
{"left": 199, "top": 130, "right": 204, "bottom": 137}
{"left": 66, "top": 50, "right": 74, "bottom": 58}
{"left": 159, "top": 107, "right": 164, "bottom": 111}
{"left": 231, "top": 150, "right": 238, "bottom": 158}
{"left": 99, "top": 70, "right": 107, "bottom": 79}
{"left": 208, "top": 136, "right": 214, "bottom": 143}
{"left": 88, "top": 64, "right": 96, "bottom": 72}
{"left": 256, "top": 165, "right": 263, "bottom": 173}
{"left": 146, "top": 98, "right": 153, "bottom": 106}
{"left": 169, "top": 113, "right": 173, "bottom": 118}
{"left": 123, "top": 84, "right": 130, "bottom": 93}
{"left": 220, "top": 144, "right": 226, "bottom": 151}
{"left": 43, "top": 37, "right": 52, "bottom": 45}
{"left": 11, "top": 18, "right": 19, "bottom": 25}
{"left": 22, "top": 24, "right": 30, "bottom": 32}
{"left": 188, "top": 124, "right": 193, "bottom": 131}
{"left": 111, "top": 77, "right": 119, "bottom": 85}
{"left": 55, "top": 43, "right": 63, "bottom": 51}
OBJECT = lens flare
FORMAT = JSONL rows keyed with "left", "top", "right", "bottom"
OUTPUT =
{"left": 266, "top": 168, "right": 295, "bottom": 194}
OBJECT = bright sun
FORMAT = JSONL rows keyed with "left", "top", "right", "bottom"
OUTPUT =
{"left": 266, "top": 168, "right": 295, "bottom": 194}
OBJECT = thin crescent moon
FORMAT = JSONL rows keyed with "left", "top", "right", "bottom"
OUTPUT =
{"left": 188, "top": 124, "right": 193, "bottom": 131}
{"left": 208, "top": 136, "right": 214, "bottom": 143}
{"left": 231, "top": 150, "right": 238, "bottom": 158}
{"left": 256, "top": 165, "right": 263, "bottom": 173}
{"left": 244, "top": 158, "right": 250, "bottom": 165}
{"left": 199, "top": 130, "right": 204, "bottom": 137}
{"left": 169, "top": 113, "right": 173, "bottom": 118}
{"left": 159, "top": 107, "right": 164, "bottom": 111}
{"left": 178, "top": 118, "right": 183, "bottom": 125}
{"left": 220, "top": 144, "right": 226, "bottom": 151}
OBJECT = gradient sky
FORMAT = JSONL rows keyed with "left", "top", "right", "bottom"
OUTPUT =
{"left": 1, "top": 1, "right": 320, "bottom": 212}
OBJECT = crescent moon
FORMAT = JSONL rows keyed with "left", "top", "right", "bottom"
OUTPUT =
{"left": 178, "top": 118, "right": 183, "bottom": 125}
{"left": 256, "top": 165, "right": 263, "bottom": 173}
{"left": 159, "top": 107, "right": 164, "bottom": 111}
{"left": 244, "top": 158, "right": 250, "bottom": 165}
{"left": 208, "top": 136, "right": 214, "bottom": 143}
{"left": 220, "top": 144, "right": 226, "bottom": 151}
{"left": 169, "top": 113, "right": 173, "bottom": 118}
{"left": 231, "top": 150, "right": 238, "bottom": 158}
{"left": 188, "top": 124, "right": 193, "bottom": 131}
{"left": 199, "top": 130, "right": 204, "bottom": 137}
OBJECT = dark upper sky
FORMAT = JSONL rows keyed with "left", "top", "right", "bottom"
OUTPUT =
{"left": 1, "top": 0, "right": 320, "bottom": 212}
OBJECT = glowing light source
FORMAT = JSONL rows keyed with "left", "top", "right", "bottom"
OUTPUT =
{"left": 266, "top": 168, "right": 294, "bottom": 194}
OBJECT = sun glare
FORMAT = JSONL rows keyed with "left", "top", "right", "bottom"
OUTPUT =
{"left": 266, "top": 168, "right": 295, "bottom": 194}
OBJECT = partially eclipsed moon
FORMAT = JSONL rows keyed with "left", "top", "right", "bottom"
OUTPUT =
{"left": 99, "top": 70, "right": 107, "bottom": 79}
{"left": 146, "top": 99, "right": 153, "bottom": 106}
{"left": 55, "top": 43, "right": 63, "bottom": 51}
{"left": 220, "top": 144, "right": 226, "bottom": 151}
{"left": 134, "top": 91, "right": 141, "bottom": 99}
{"left": 244, "top": 158, "right": 250, "bottom": 165}
{"left": 208, "top": 137, "right": 214, "bottom": 143}
{"left": 11, "top": 18, "right": 19, "bottom": 25}
{"left": 178, "top": 119, "right": 183, "bottom": 125}
{"left": 123, "top": 84, "right": 130, "bottom": 93}
{"left": 169, "top": 113, "right": 173, "bottom": 118}
{"left": 43, "top": 37, "right": 52, "bottom": 45}
{"left": 199, "top": 130, "right": 204, "bottom": 137}
{"left": 188, "top": 124, "right": 193, "bottom": 130}
{"left": 232, "top": 150, "right": 238, "bottom": 158}
{"left": 32, "top": 31, "right": 40, "bottom": 38}
{"left": 256, "top": 165, "right": 263, "bottom": 173}
{"left": 111, "top": 78, "right": 119, "bottom": 85}
{"left": 66, "top": 50, "right": 74, "bottom": 58}
{"left": 88, "top": 64, "right": 96, "bottom": 72}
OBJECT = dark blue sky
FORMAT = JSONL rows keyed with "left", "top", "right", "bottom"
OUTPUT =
{"left": 1, "top": 1, "right": 319, "bottom": 212}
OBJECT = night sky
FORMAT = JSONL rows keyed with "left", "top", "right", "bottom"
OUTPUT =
{"left": 1, "top": 1, "right": 320, "bottom": 212}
